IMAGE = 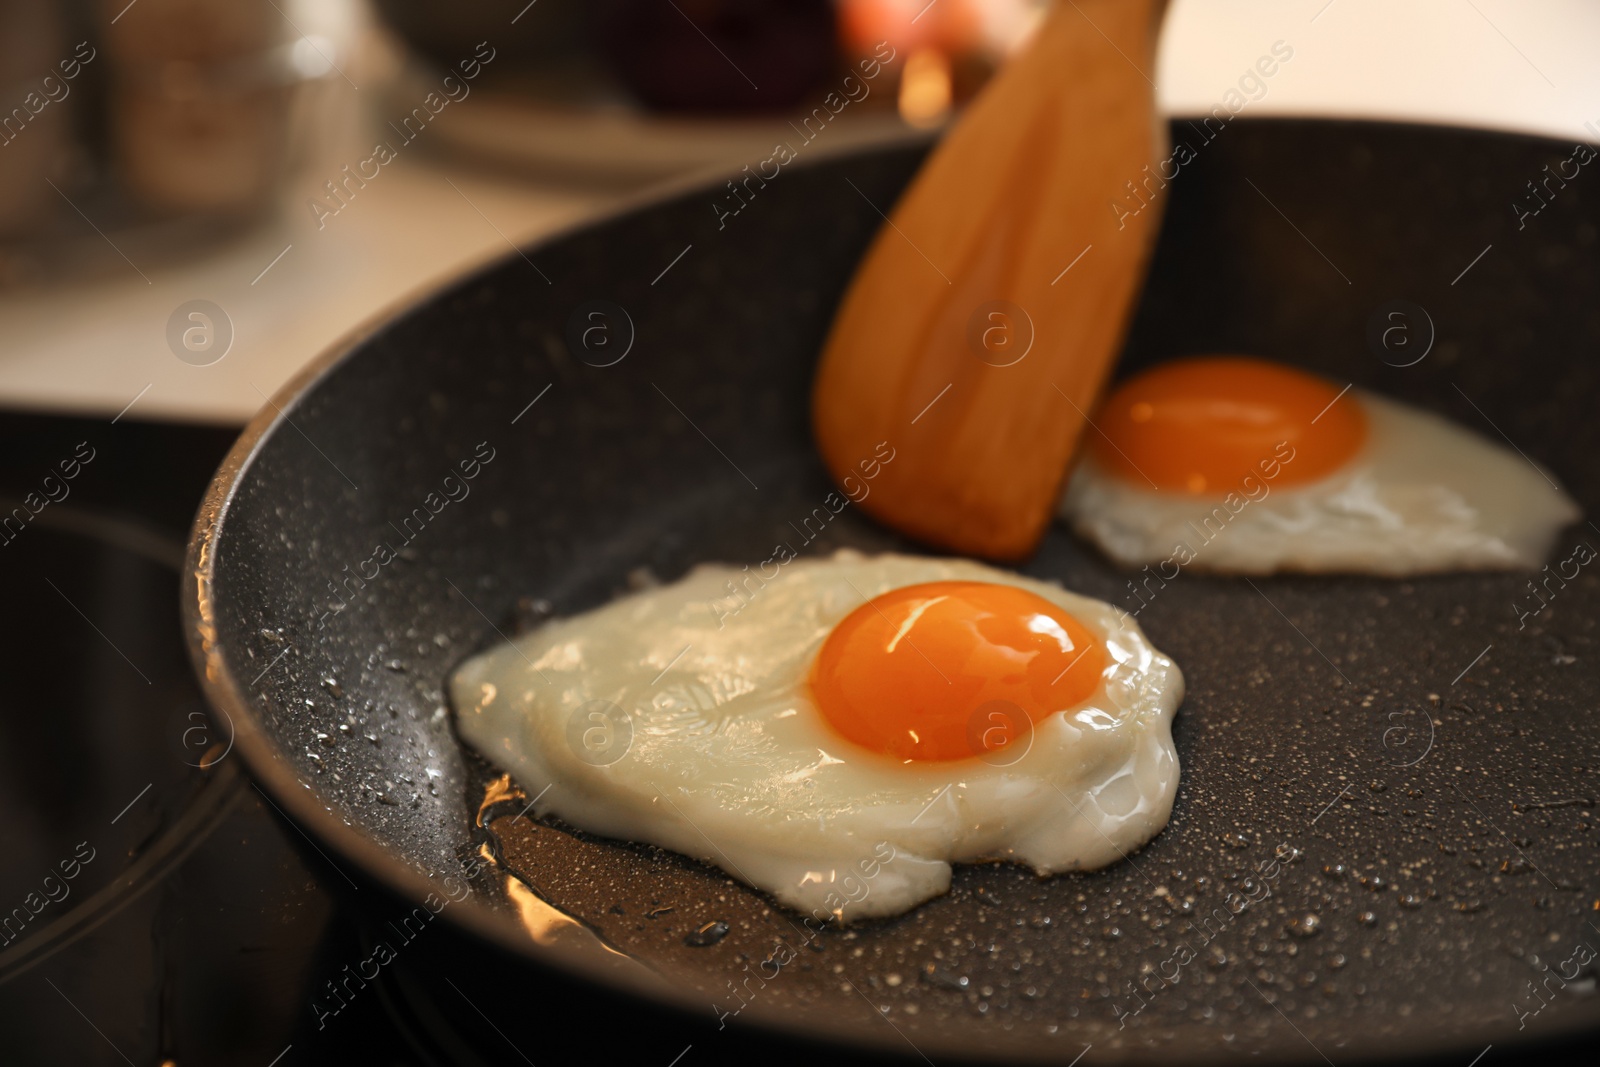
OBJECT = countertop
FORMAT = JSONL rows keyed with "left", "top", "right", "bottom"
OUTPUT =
{"left": 1, "top": 0, "right": 1595, "bottom": 424}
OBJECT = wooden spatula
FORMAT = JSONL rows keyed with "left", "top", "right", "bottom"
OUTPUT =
{"left": 812, "top": 0, "right": 1169, "bottom": 560}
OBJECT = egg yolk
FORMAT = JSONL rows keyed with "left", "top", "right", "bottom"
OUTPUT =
{"left": 1091, "top": 356, "right": 1366, "bottom": 493}
{"left": 809, "top": 581, "right": 1104, "bottom": 762}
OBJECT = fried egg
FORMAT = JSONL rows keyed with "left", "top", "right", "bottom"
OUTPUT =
{"left": 1060, "top": 356, "right": 1580, "bottom": 575}
{"left": 451, "top": 552, "right": 1182, "bottom": 922}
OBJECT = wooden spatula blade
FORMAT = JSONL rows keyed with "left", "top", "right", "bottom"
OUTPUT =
{"left": 812, "top": 0, "right": 1167, "bottom": 559}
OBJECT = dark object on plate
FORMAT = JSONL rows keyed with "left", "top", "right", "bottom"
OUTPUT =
{"left": 372, "top": 0, "right": 590, "bottom": 75}
{"left": 187, "top": 119, "right": 1600, "bottom": 1064}
{"left": 596, "top": 0, "right": 838, "bottom": 113}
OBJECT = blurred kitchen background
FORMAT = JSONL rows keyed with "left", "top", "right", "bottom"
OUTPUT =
{"left": 3, "top": 2, "right": 1599, "bottom": 1064}
{"left": 0, "top": 0, "right": 1596, "bottom": 425}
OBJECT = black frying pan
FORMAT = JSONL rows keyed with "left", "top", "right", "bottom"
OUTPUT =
{"left": 186, "top": 119, "right": 1600, "bottom": 1065}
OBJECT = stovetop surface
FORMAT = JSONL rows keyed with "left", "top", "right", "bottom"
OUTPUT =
{"left": 0, "top": 413, "right": 434, "bottom": 1066}
{"left": 1, "top": 410, "right": 1595, "bottom": 1067}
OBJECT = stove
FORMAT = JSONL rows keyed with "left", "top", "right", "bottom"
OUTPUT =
{"left": 0, "top": 413, "right": 437, "bottom": 1066}
{"left": 2, "top": 409, "right": 1596, "bottom": 1067}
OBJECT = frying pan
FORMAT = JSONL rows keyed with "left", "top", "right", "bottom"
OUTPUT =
{"left": 186, "top": 119, "right": 1600, "bottom": 1064}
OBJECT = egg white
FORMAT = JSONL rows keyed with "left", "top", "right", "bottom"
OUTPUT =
{"left": 451, "top": 551, "right": 1183, "bottom": 922}
{"left": 1060, "top": 392, "right": 1581, "bottom": 575}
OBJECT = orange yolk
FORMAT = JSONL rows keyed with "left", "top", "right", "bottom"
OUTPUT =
{"left": 809, "top": 581, "right": 1104, "bottom": 762}
{"left": 1091, "top": 356, "right": 1366, "bottom": 493}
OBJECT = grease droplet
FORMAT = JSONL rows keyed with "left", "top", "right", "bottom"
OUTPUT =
{"left": 922, "top": 965, "right": 970, "bottom": 992}
{"left": 1288, "top": 914, "right": 1322, "bottom": 938}
{"left": 684, "top": 920, "right": 730, "bottom": 947}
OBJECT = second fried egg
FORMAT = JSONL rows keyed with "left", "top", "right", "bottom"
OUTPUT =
{"left": 1060, "top": 356, "right": 1580, "bottom": 575}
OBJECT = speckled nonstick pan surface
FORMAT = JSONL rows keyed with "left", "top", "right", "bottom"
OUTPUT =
{"left": 186, "top": 119, "right": 1600, "bottom": 1064}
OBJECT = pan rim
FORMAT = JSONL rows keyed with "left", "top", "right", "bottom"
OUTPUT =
{"left": 181, "top": 116, "right": 1600, "bottom": 1064}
